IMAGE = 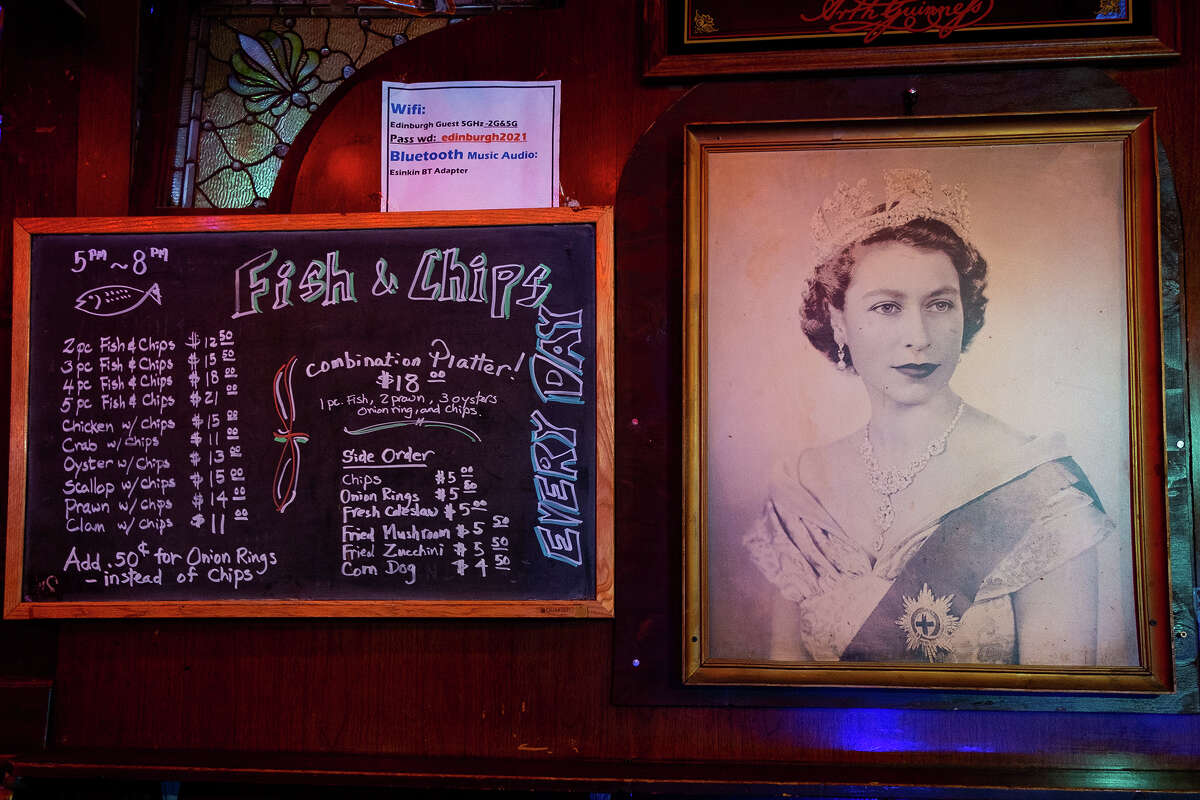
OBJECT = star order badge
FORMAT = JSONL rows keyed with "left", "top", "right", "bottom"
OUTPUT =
{"left": 895, "top": 583, "right": 960, "bottom": 662}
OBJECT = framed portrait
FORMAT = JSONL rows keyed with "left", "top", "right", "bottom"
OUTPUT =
{"left": 682, "top": 110, "right": 1173, "bottom": 691}
{"left": 643, "top": 0, "right": 1181, "bottom": 77}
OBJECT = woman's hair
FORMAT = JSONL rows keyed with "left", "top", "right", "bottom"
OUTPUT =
{"left": 800, "top": 217, "right": 988, "bottom": 372}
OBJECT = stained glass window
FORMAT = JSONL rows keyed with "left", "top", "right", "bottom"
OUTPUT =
{"left": 167, "top": 2, "right": 555, "bottom": 209}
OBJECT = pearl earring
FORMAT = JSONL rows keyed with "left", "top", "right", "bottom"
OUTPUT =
{"left": 836, "top": 343, "right": 847, "bottom": 371}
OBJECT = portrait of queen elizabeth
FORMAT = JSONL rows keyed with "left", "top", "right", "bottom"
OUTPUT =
{"left": 698, "top": 147, "right": 1140, "bottom": 670}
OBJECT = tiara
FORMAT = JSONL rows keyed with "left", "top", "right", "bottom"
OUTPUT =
{"left": 810, "top": 168, "right": 970, "bottom": 260}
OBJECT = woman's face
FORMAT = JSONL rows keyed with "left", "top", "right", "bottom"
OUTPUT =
{"left": 830, "top": 241, "right": 964, "bottom": 408}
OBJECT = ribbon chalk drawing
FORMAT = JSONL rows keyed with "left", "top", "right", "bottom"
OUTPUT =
{"left": 271, "top": 355, "right": 310, "bottom": 513}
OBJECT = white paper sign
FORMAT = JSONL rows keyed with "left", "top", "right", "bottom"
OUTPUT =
{"left": 380, "top": 80, "right": 560, "bottom": 212}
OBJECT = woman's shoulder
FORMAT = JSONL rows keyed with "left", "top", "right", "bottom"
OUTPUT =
{"left": 954, "top": 405, "right": 1033, "bottom": 457}
{"left": 936, "top": 405, "right": 1084, "bottom": 520}
{"left": 792, "top": 429, "right": 865, "bottom": 497}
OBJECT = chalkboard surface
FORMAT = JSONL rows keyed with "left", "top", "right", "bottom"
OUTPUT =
{"left": 5, "top": 209, "right": 613, "bottom": 617}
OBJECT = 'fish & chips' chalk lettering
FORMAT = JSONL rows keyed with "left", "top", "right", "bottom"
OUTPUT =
{"left": 232, "top": 248, "right": 358, "bottom": 319}
{"left": 405, "top": 247, "right": 551, "bottom": 319}
{"left": 235, "top": 245, "right": 553, "bottom": 322}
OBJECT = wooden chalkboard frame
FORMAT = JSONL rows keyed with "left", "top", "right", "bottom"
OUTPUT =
{"left": 5, "top": 208, "right": 614, "bottom": 619}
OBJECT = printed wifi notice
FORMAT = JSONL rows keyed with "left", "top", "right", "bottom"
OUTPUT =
{"left": 380, "top": 80, "right": 561, "bottom": 213}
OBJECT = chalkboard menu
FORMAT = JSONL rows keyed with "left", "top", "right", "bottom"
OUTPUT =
{"left": 5, "top": 209, "right": 613, "bottom": 618}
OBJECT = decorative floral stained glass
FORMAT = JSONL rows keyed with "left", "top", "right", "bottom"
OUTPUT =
{"left": 169, "top": 6, "right": 455, "bottom": 208}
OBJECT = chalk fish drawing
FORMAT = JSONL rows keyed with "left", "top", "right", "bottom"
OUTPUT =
{"left": 271, "top": 355, "right": 310, "bottom": 513}
{"left": 74, "top": 283, "right": 162, "bottom": 317}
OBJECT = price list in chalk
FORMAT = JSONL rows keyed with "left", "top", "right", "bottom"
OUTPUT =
{"left": 340, "top": 450, "right": 515, "bottom": 584}
{"left": 54, "top": 326, "right": 260, "bottom": 590}
{"left": 183, "top": 329, "right": 248, "bottom": 534}
{"left": 58, "top": 334, "right": 180, "bottom": 548}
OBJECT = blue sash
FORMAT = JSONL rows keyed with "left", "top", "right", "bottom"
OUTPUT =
{"left": 839, "top": 458, "right": 1098, "bottom": 663}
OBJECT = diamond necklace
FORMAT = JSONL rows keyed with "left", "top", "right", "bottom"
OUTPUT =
{"left": 859, "top": 399, "right": 965, "bottom": 550}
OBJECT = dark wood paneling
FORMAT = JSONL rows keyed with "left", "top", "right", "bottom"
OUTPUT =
{"left": 4, "top": 0, "right": 1200, "bottom": 792}
{"left": 1113, "top": 25, "right": 1200, "bottom": 615}
{"left": 74, "top": 0, "right": 138, "bottom": 216}
{"left": 12, "top": 751, "right": 1200, "bottom": 795}
{"left": 0, "top": 0, "right": 86, "bottom": 693}
{"left": 130, "top": 1, "right": 209, "bottom": 214}
{"left": 0, "top": 0, "right": 90, "bottom": 759}
{"left": 0, "top": 679, "right": 51, "bottom": 757}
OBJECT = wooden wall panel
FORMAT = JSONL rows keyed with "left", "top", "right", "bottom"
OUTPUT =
{"left": 74, "top": 0, "right": 138, "bottom": 216}
{"left": 6, "top": 0, "right": 1200, "bottom": 792}
{"left": 0, "top": 0, "right": 87, "bottom": 745}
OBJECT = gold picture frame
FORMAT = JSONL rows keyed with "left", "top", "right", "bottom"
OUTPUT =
{"left": 683, "top": 110, "right": 1173, "bottom": 691}
{"left": 644, "top": 0, "right": 1181, "bottom": 77}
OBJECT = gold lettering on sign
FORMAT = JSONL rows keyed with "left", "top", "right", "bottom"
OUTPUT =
{"left": 800, "top": 0, "right": 996, "bottom": 44}
{"left": 692, "top": 9, "right": 718, "bottom": 34}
